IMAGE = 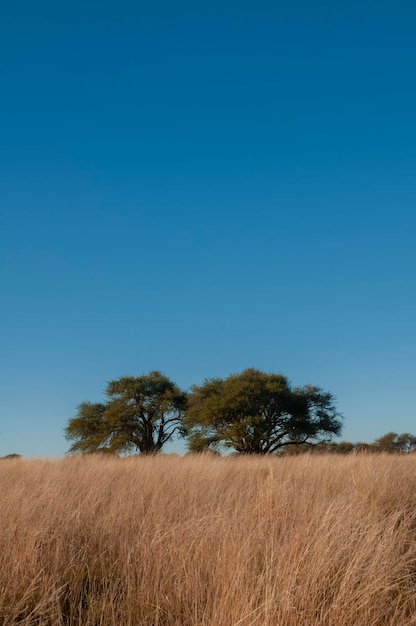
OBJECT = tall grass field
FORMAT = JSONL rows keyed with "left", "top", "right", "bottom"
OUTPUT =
{"left": 1, "top": 453, "right": 416, "bottom": 625}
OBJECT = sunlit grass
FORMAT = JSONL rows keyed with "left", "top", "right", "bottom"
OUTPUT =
{"left": 1, "top": 453, "right": 416, "bottom": 625}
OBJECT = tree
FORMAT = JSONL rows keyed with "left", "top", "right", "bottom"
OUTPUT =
{"left": 396, "top": 433, "right": 416, "bottom": 453}
{"left": 65, "top": 371, "right": 187, "bottom": 455}
{"left": 373, "top": 432, "right": 400, "bottom": 453}
{"left": 184, "top": 368, "right": 342, "bottom": 454}
{"left": 373, "top": 432, "right": 416, "bottom": 453}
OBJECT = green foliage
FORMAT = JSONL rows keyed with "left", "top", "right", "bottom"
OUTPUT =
{"left": 373, "top": 432, "right": 416, "bottom": 453}
{"left": 278, "top": 434, "right": 416, "bottom": 455}
{"left": 184, "top": 368, "right": 342, "bottom": 454}
{"left": 65, "top": 371, "right": 187, "bottom": 455}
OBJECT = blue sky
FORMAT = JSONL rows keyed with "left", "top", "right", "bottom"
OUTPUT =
{"left": 1, "top": 1, "right": 415, "bottom": 456}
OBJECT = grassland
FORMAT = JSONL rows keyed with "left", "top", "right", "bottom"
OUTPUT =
{"left": 1, "top": 453, "right": 416, "bottom": 625}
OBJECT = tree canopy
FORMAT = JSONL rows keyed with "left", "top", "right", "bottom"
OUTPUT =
{"left": 184, "top": 368, "right": 342, "bottom": 454}
{"left": 373, "top": 432, "right": 416, "bottom": 453}
{"left": 65, "top": 371, "right": 187, "bottom": 455}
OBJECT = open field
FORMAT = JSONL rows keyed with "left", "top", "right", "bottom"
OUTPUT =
{"left": 1, "top": 454, "right": 416, "bottom": 625}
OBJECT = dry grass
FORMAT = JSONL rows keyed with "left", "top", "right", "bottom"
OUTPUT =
{"left": 1, "top": 453, "right": 416, "bottom": 625}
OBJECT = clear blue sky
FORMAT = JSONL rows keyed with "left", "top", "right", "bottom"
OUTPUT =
{"left": 1, "top": 1, "right": 415, "bottom": 456}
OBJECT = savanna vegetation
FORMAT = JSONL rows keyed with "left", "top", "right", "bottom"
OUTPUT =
{"left": 65, "top": 371, "right": 187, "bottom": 455}
{"left": 65, "top": 369, "right": 342, "bottom": 456}
{"left": 64, "top": 369, "right": 414, "bottom": 458}
{"left": 2, "top": 453, "right": 416, "bottom": 625}
{"left": 3, "top": 368, "right": 413, "bottom": 624}
{"left": 281, "top": 431, "right": 416, "bottom": 455}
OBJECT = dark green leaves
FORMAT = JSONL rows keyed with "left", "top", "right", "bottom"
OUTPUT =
{"left": 66, "top": 368, "right": 342, "bottom": 456}
{"left": 65, "top": 372, "right": 187, "bottom": 455}
{"left": 184, "top": 369, "right": 342, "bottom": 454}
